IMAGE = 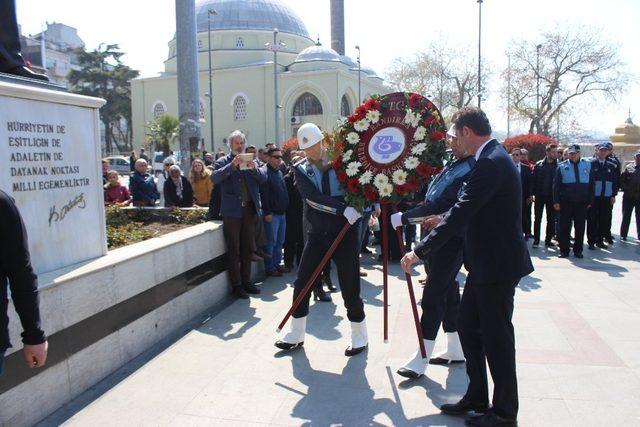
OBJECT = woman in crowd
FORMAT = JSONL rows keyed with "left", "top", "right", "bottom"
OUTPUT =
{"left": 156, "top": 156, "right": 176, "bottom": 206}
{"left": 129, "top": 159, "right": 159, "bottom": 207}
{"left": 189, "top": 158, "right": 213, "bottom": 207}
{"left": 164, "top": 164, "right": 194, "bottom": 207}
{"left": 104, "top": 170, "right": 131, "bottom": 206}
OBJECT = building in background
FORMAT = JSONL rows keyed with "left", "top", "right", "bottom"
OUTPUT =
{"left": 610, "top": 113, "right": 640, "bottom": 163}
{"left": 130, "top": 0, "right": 387, "bottom": 153}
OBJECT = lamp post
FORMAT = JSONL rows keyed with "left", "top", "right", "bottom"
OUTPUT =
{"left": 206, "top": 8, "right": 217, "bottom": 152}
{"left": 507, "top": 53, "right": 511, "bottom": 137}
{"left": 536, "top": 43, "right": 542, "bottom": 134}
{"left": 477, "top": 0, "right": 483, "bottom": 108}
{"left": 355, "top": 45, "right": 361, "bottom": 104}
{"left": 266, "top": 29, "right": 286, "bottom": 146}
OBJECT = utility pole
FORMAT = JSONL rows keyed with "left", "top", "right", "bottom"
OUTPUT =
{"left": 206, "top": 9, "right": 217, "bottom": 152}
{"left": 266, "top": 29, "right": 286, "bottom": 146}
{"left": 507, "top": 53, "right": 511, "bottom": 137}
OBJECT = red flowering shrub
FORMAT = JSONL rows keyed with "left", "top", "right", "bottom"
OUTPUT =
{"left": 281, "top": 136, "right": 298, "bottom": 153}
{"left": 503, "top": 133, "right": 557, "bottom": 163}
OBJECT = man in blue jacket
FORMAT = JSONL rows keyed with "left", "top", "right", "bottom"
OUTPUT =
{"left": 260, "top": 147, "right": 289, "bottom": 276}
{"left": 402, "top": 108, "right": 533, "bottom": 426}
{"left": 390, "top": 126, "right": 474, "bottom": 379}
{"left": 587, "top": 143, "right": 619, "bottom": 249}
{"left": 212, "top": 130, "right": 267, "bottom": 299}
{"left": 553, "top": 144, "right": 594, "bottom": 258}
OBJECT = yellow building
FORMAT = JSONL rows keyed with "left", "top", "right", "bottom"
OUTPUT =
{"left": 610, "top": 114, "right": 640, "bottom": 163}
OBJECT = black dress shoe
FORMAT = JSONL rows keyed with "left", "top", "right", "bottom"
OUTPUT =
{"left": 345, "top": 344, "right": 367, "bottom": 357}
{"left": 465, "top": 412, "right": 517, "bottom": 426}
{"left": 6, "top": 66, "right": 49, "bottom": 81}
{"left": 557, "top": 252, "right": 569, "bottom": 258}
{"left": 588, "top": 244, "right": 596, "bottom": 250}
{"left": 396, "top": 367, "right": 422, "bottom": 379}
{"left": 574, "top": 253, "right": 584, "bottom": 259}
{"left": 440, "top": 398, "right": 489, "bottom": 415}
{"left": 429, "top": 356, "right": 465, "bottom": 365}
{"left": 360, "top": 247, "right": 372, "bottom": 254}
{"left": 274, "top": 340, "right": 304, "bottom": 351}
{"left": 232, "top": 287, "right": 249, "bottom": 299}
{"left": 243, "top": 283, "right": 261, "bottom": 294}
{"left": 595, "top": 242, "right": 608, "bottom": 249}
{"left": 544, "top": 241, "right": 556, "bottom": 247}
{"left": 313, "top": 287, "right": 332, "bottom": 302}
{"left": 323, "top": 278, "right": 337, "bottom": 292}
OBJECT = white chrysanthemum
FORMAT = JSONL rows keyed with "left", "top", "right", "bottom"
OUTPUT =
{"left": 378, "top": 183, "right": 393, "bottom": 198}
{"left": 342, "top": 149, "right": 353, "bottom": 162}
{"left": 346, "top": 132, "right": 360, "bottom": 145}
{"left": 366, "top": 110, "right": 381, "bottom": 124}
{"left": 373, "top": 173, "right": 389, "bottom": 189}
{"left": 346, "top": 161, "right": 361, "bottom": 177}
{"left": 403, "top": 109, "right": 416, "bottom": 126}
{"left": 411, "top": 143, "right": 427, "bottom": 155}
{"left": 404, "top": 156, "right": 419, "bottom": 170}
{"left": 354, "top": 119, "right": 370, "bottom": 132}
{"left": 337, "top": 117, "right": 347, "bottom": 126}
{"left": 392, "top": 169, "right": 407, "bottom": 185}
{"left": 359, "top": 170, "right": 373, "bottom": 185}
{"left": 413, "top": 126, "right": 426, "bottom": 141}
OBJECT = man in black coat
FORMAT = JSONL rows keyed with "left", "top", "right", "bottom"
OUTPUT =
{"left": 510, "top": 148, "right": 533, "bottom": 240}
{"left": 1, "top": 190, "right": 48, "bottom": 375}
{"left": 531, "top": 144, "right": 559, "bottom": 247}
{"left": 402, "top": 108, "right": 533, "bottom": 426}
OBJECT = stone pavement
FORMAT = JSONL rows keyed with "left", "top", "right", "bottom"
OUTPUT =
{"left": 41, "top": 211, "right": 639, "bottom": 426}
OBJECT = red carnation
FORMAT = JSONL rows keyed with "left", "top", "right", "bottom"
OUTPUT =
{"left": 423, "top": 115, "right": 437, "bottom": 127}
{"left": 347, "top": 178, "right": 360, "bottom": 194}
{"left": 406, "top": 176, "right": 421, "bottom": 192}
{"left": 429, "top": 130, "right": 445, "bottom": 141}
{"left": 416, "top": 163, "right": 433, "bottom": 178}
{"left": 332, "top": 156, "right": 342, "bottom": 169}
{"left": 425, "top": 101, "right": 434, "bottom": 110}
{"left": 433, "top": 165, "right": 444, "bottom": 175}
{"left": 347, "top": 114, "right": 358, "bottom": 124}
{"left": 355, "top": 105, "right": 368, "bottom": 119}
{"left": 363, "top": 184, "right": 377, "bottom": 201}
{"left": 408, "top": 93, "right": 422, "bottom": 109}
{"left": 365, "top": 98, "right": 380, "bottom": 111}
{"left": 337, "top": 170, "right": 347, "bottom": 183}
{"left": 395, "top": 184, "right": 408, "bottom": 196}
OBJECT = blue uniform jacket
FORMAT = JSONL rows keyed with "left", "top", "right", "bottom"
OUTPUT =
{"left": 590, "top": 157, "right": 619, "bottom": 198}
{"left": 553, "top": 159, "right": 594, "bottom": 204}
{"left": 212, "top": 153, "right": 267, "bottom": 217}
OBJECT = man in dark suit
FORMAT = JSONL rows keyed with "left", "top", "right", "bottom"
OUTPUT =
{"left": 401, "top": 108, "right": 534, "bottom": 426}
{"left": 510, "top": 148, "right": 534, "bottom": 240}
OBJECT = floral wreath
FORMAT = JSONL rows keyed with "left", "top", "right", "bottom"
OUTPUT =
{"left": 329, "top": 92, "right": 447, "bottom": 212}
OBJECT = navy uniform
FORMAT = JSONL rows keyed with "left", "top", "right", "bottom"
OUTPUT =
{"left": 275, "top": 123, "right": 367, "bottom": 356}
{"left": 391, "top": 155, "right": 476, "bottom": 379}
{"left": 587, "top": 143, "right": 619, "bottom": 249}
{"left": 553, "top": 144, "right": 594, "bottom": 257}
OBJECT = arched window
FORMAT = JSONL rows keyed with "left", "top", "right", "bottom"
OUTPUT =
{"left": 236, "top": 37, "right": 244, "bottom": 48}
{"left": 341, "top": 94, "right": 351, "bottom": 117}
{"left": 152, "top": 101, "right": 166, "bottom": 119}
{"left": 233, "top": 96, "right": 247, "bottom": 121}
{"left": 293, "top": 92, "right": 323, "bottom": 116}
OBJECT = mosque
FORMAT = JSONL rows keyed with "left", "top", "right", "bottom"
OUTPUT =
{"left": 130, "top": 0, "right": 388, "bottom": 152}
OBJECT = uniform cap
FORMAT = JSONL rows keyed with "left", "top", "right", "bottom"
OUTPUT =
{"left": 567, "top": 144, "right": 581, "bottom": 154}
{"left": 446, "top": 124, "right": 457, "bottom": 138}
{"left": 297, "top": 123, "right": 324, "bottom": 149}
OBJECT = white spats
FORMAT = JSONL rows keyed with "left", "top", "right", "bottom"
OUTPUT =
{"left": 433, "top": 332, "right": 465, "bottom": 362}
{"left": 400, "top": 339, "right": 436, "bottom": 377}
{"left": 279, "top": 316, "right": 306, "bottom": 344}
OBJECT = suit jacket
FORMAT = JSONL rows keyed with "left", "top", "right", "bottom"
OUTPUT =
{"left": 414, "top": 139, "right": 534, "bottom": 285}
{"left": 518, "top": 164, "right": 533, "bottom": 200}
{"left": 212, "top": 153, "right": 267, "bottom": 217}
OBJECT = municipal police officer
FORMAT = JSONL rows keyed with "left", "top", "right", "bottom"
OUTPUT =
{"left": 587, "top": 143, "right": 619, "bottom": 249}
{"left": 605, "top": 142, "right": 622, "bottom": 244}
{"left": 390, "top": 125, "right": 474, "bottom": 379}
{"left": 275, "top": 123, "right": 368, "bottom": 356}
{"left": 553, "top": 144, "right": 594, "bottom": 258}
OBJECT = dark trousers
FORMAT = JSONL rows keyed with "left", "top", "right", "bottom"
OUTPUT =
{"left": 458, "top": 280, "right": 518, "bottom": 419}
{"left": 587, "top": 197, "right": 612, "bottom": 245}
{"left": 522, "top": 199, "right": 532, "bottom": 237}
{"left": 359, "top": 210, "right": 372, "bottom": 250}
{"left": 0, "top": 350, "right": 5, "bottom": 376}
{"left": 223, "top": 205, "right": 257, "bottom": 287}
{"left": 405, "top": 223, "right": 417, "bottom": 249}
{"left": 620, "top": 197, "right": 640, "bottom": 239}
{"left": 421, "top": 242, "right": 463, "bottom": 340}
{"left": 283, "top": 214, "right": 304, "bottom": 268}
{"left": 292, "top": 223, "right": 364, "bottom": 321}
{"left": 382, "top": 208, "right": 401, "bottom": 260}
{"left": 533, "top": 195, "right": 555, "bottom": 243}
{"left": 0, "top": 0, "right": 24, "bottom": 71}
{"left": 558, "top": 201, "right": 588, "bottom": 255}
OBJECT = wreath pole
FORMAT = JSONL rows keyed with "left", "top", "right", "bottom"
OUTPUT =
{"left": 276, "top": 222, "right": 351, "bottom": 333}
{"left": 381, "top": 203, "right": 389, "bottom": 343}
{"left": 392, "top": 204, "right": 427, "bottom": 359}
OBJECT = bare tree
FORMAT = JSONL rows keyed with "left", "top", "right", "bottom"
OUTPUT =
{"left": 502, "top": 23, "right": 631, "bottom": 135}
{"left": 385, "top": 37, "right": 487, "bottom": 115}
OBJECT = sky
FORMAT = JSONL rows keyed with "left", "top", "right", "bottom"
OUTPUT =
{"left": 16, "top": 0, "right": 640, "bottom": 137}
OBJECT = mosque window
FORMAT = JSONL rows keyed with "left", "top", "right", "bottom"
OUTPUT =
{"left": 341, "top": 94, "right": 351, "bottom": 117}
{"left": 236, "top": 37, "right": 244, "bottom": 48}
{"left": 152, "top": 101, "right": 166, "bottom": 119}
{"left": 293, "top": 92, "right": 323, "bottom": 116}
{"left": 233, "top": 96, "right": 247, "bottom": 121}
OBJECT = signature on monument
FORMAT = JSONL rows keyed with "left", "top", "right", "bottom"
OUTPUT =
{"left": 372, "top": 135, "right": 403, "bottom": 159}
{"left": 48, "top": 192, "right": 86, "bottom": 226}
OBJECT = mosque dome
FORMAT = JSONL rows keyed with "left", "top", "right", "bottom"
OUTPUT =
{"left": 195, "top": 0, "right": 311, "bottom": 39}
{"left": 294, "top": 44, "right": 342, "bottom": 63}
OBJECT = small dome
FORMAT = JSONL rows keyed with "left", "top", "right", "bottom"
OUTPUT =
{"left": 339, "top": 55, "right": 358, "bottom": 68}
{"left": 295, "top": 45, "right": 342, "bottom": 63}
{"left": 360, "top": 65, "right": 379, "bottom": 77}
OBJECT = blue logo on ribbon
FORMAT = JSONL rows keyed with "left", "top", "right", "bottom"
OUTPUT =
{"left": 372, "top": 135, "right": 403, "bottom": 159}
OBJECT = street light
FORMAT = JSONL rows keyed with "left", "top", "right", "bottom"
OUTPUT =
{"left": 355, "top": 45, "right": 361, "bottom": 104}
{"left": 266, "top": 29, "right": 286, "bottom": 147}
{"left": 207, "top": 8, "right": 217, "bottom": 152}
{"left": 536, "top": 43, "right": 542, "bottom": 134}
{"left": 477, "top": 0, "right": 483, "bottom": 109}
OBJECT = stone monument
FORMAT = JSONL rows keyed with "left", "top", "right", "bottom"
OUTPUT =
{"left": 0, "top": 79, "right": 107, "bottom": 274}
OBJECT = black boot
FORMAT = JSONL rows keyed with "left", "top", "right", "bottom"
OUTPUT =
{"left": 232, "top": 286, "right": 249, "bottom": 299}
{"left": 323, "top": 277, "right": 337, "bottom": 292}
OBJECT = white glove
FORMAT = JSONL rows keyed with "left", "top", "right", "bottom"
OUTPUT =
{"left": 343, "top": 206, "right": 361, "bottom": 225}
{"left": 390, "top": 212, "right": 403, "bottom": 229}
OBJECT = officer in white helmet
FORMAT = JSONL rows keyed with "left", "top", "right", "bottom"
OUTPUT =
{"left": 275, "top": 123, "right": 368, "bottom": 356}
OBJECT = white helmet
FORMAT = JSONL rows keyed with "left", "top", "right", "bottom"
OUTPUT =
{"left": 297, "top": 123, "right": 323, "bottom": 149}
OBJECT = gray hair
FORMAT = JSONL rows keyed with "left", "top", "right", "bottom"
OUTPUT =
{"left": 169, "top": 164, "right": 181, "bottom": 173}
{"left": 163, "top": 156, "right": 176, "bottom": 166}
{"left": 227, "top": 130, "right": 246, "bottom": 146}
